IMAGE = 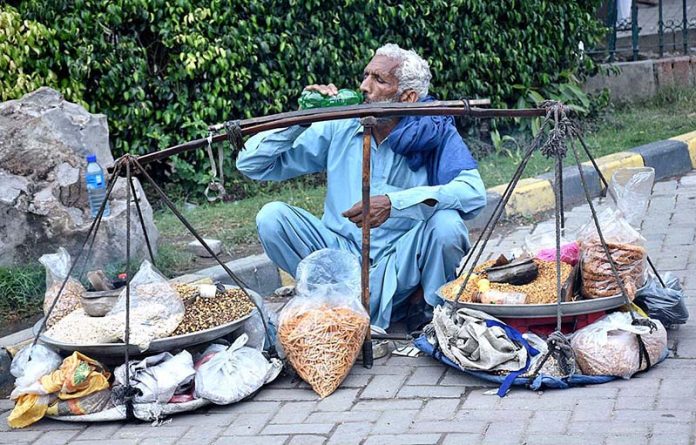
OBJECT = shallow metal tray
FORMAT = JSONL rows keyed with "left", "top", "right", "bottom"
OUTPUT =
{"left": 34, "top": 286, "right": 259, "bottom": 357}
{"left": 437, "top": 286, "right": 625, "bottom": 319}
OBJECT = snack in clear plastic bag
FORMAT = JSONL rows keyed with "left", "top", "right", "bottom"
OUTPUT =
{"left": 278, "top": 249, "right": 369, "bottom": 398}
{"left": 103, "top": 260, "right": 184, "bottom": 351}
{"left": 578, "top": 208, "right": 646, "bottom": 300}
{"left": 571, "top": 312, "right": 666, "bottom": 378}
{"left": 39, "top": 248, "right": 85, "bottom": 328}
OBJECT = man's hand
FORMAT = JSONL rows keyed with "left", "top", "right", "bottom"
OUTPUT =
{"left": 342, "top": 195, "right": 391, "bottom": 228}
{"left": 304, "top": 83, "right": 339, "bottom": 96}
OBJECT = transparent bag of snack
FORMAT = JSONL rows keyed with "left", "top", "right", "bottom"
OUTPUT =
{"left": 571, "top": 312, "right": 666, "bottom": 378}
{"left": 277, "top": 249, "right": 369, "bottom": 398}
{"left": 104, "top": 260, "right": 184, "bottom": 351}
{"left": 578, "top": 208, "right": 647, "bottom": 300}
{"left": 39, "top": 248, "right": 85, "bottom": 328}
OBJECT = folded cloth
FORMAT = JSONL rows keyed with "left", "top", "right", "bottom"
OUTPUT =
{"left": 430, "top": 305, "right": 528, "bottom": 373}
{"left": 114, "top": 350, "right": 195, "bottom": 404}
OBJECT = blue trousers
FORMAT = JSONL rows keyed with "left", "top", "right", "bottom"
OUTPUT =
{"left": 256, "top": 202, "right": 471, "bottom": 329}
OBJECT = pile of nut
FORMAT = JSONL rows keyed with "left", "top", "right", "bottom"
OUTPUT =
{"left": 580, "top": 240, "right": 646, "bottom": 300}
{"left": 441, "top": 259, "right": 573, "bottom": 304}
{"left": 44, "top": 279, "right": 85, "bottom": 328}
{"left": 171, "top": 285, "right": 255, "bottom": 336}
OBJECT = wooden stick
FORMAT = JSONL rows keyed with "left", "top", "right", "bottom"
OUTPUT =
{"left": 360, "top": 116, "right": 376, "bottom": 369}
{"left": 133, "top": 102, "right": 546, "bottom": 166}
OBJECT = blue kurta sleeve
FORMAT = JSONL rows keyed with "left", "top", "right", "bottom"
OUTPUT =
{"left": 236, "top": 122, "right": 332, "bottom": 181}
{"left": 385, "top": 169, "right": 487, "bottom": 221}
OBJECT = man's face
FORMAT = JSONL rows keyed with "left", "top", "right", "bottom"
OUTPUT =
{"left": 360, "top": 55, "right": 401, "bottom": 104}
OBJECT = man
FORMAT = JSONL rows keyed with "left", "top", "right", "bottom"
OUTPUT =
{"left": 236, "top": 43, "right": 486, "bottom": 330}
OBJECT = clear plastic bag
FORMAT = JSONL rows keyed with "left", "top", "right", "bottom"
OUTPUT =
{"left": 571, "top": 312, "right": 666, "bottom": 378}
{"left": 278, "top": 249, "right": 369, "bottom": 398}
{"left": 39, "top": 248, "right": 85, "bottom": 328}
{"left": 194, "top": 334, "right": 282, "bottom": 405}
{"left": 104, "top": 260, "right": 184, "bottom": 351}
{"left": 10, "top": 345, "right": 62, "bottom": 396}
{"left": 609, "top": 167, "right": 655, "bottom": 228}
{"left": 578, "top": 208, "right": 647, "bottom": 300}
{"left": 635, "top": 273, "right": 689, "bottom": 326}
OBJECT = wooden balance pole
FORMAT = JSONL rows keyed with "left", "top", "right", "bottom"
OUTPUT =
{"left": 360, "top": 116, "right": 376, "bottom": 369}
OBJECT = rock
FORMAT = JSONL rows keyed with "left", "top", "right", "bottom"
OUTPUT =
{"left": 0, "top": 87, "right": 159, "bottom": 268}
{"left": 187, "top": 238, "right": 223, "bottom": 258}
{"left": 0, "top": 347, "right": 12, "bottom": 393}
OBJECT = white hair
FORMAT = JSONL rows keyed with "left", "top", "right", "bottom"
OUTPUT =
{"left": 375, "top": 43, "right": 432, "bottom": 99}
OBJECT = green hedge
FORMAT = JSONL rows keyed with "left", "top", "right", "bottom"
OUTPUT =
{"left": 5, "top": 1, "right": 604, "bottom": 197}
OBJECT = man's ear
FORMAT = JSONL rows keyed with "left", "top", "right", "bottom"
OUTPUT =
{"left": 400, "top": 90, "right": 419, "bottom": 103}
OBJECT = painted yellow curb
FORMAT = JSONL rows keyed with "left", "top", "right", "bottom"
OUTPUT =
{"left": 583, "top": 151, "right": 644, "bottom": 186}
{"left": 490, "top": 178, "right": 555, "bottom": 217}
{"left": 670, "top": 130, "right": 696, "bottom": 169}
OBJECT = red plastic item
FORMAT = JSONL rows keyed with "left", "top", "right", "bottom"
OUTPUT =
{"left": 500, "top": 311, "right": 606, "bottom": 337}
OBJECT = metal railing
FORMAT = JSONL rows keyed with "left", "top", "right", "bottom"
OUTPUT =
{"left": 596, "top": 0, "right": 695, "bottom": 62}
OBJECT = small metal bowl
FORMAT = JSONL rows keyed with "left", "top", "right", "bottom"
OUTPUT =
{"left": 80, "top": 289, "right": 121, "bottom": 317}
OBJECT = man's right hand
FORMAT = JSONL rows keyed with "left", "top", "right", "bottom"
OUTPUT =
{"left": 304, "top": 83, "right": 338, "bottom": 96}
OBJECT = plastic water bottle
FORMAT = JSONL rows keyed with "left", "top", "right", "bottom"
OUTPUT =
{"left": 85, "top": 154, "right": 110, "bottom": 218}
{"left": 298, "top": 89, "right": 363, "bottom": 110}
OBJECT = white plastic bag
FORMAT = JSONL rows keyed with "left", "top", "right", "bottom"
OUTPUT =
{"left": 10, "top": 345, "right": 62, "bottom": 397}
{"left": 194, "top": 334, "right": 282, "bottom": 405}
{"left": 579, "top": 208, "right": 647, "bottom": 300}
{"left": 104, "top": 260, "right": 184, "bottom": 351}
{"left": 571, "top": 312, "right": 666, "bottom": 379}
{"left": 39, "top": 248, "right": 84, "bottom": 328}
{"left": 278, "top": 249, "right": 369, "bottom": 398}
{"left": 113, "top": 350, "right": 195, "bottom": 404}
{"left": 609, "top": 167, "right": 655, "bottom": 228}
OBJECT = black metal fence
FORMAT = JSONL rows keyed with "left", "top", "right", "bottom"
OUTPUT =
{"left": 594, "top": 0, "right": 695, "bottom": 62}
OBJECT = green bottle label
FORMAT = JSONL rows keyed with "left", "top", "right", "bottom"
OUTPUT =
{"left": 298, "top": 89, "right": 363, "bottom": 110}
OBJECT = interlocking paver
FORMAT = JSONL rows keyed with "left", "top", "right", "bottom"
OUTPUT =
{"left": 288, "top": 434, "right": 327, "bottom": 445}
{"left": 326, "top": 422, "right": 372, "bottom": 445}
{"left": 2, "top": 172, "right": 696, "bottom": 445}
{"left": 30, "top": 430, "right": 81, "bottom": 445}
{"left": 270, "top": 401, "right": 317, "bottom": 424}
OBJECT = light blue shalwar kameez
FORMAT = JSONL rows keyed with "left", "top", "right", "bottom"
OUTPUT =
{"left": 236, "top": 118, "right": 487, "bottom": 329}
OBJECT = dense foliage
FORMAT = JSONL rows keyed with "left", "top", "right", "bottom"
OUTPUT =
{"left": 3, "top": 0, "right": 604, "bottom": 197}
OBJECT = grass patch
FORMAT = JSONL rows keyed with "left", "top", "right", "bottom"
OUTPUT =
{"left": 154, "top": 182, "right": 326, "bottom": 267}
{"left": 0, "top": 265, "right": 45, "bottom": 324}
{"left": 477, "top": 87, "right": 696, "bottom": 187}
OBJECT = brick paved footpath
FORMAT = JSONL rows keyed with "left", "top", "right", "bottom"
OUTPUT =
{"left": 2, "top": 172, "right": 696, "bottom": 445}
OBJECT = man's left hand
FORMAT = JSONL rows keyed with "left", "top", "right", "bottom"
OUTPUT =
{"left": 342, "top": 195, "right": 391, "bottom": 228}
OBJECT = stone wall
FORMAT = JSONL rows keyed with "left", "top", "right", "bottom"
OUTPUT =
{"left": 584, "top": 56, "right": 696, "bottom": 103}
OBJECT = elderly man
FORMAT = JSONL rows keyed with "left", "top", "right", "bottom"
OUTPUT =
{"left": 237, "top": 43, "right": 486, "bottom": 330}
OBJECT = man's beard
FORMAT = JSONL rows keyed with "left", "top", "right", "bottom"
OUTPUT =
{"left": 363, "top": 92, "right": 401, "bottom": 104}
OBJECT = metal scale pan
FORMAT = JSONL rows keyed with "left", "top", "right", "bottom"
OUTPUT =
{"left": 34, "top": 286, "right": 260, "bottom": 357}
{"left": 437, "top": 285, "right": 625, "bottom": 319}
